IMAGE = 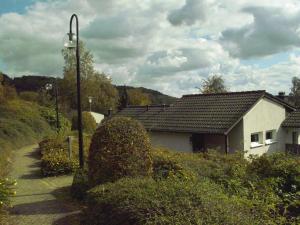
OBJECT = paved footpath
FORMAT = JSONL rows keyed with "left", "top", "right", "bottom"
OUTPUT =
{"left": 9, "top": 144, "right": 83, "bottom": 225}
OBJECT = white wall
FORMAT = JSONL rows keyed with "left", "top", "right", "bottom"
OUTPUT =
{"left": 149, "top": 131, "right": 193, "bottom": 152}
{"left": 228, "top": 120, "right": 244, "bottom": 153}
{"left": 243, "top": 98, "right": 286, "bottom": 157}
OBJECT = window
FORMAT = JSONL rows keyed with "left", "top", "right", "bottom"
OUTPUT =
{"left": 251, "top": 132, "right": 263, "bottom": 148}
{"left": 265, "top": 130, "right": 276, "bottom": 145}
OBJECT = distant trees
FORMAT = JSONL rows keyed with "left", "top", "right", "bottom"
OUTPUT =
{"left": 128, "top": 89, "right": 152, "bottom": 106}
{"left": 289, "top": 77, "right": 300, "bottom": 107}
{"left": 200, "top": 75, "right": 228, "bottom": 94}
{"left": 60, "top": 42, "right": 118, "bottom": 114}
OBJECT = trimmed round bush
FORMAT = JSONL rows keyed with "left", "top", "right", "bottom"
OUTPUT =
{"left": 72, "top": 111, "right": 97, "bottom": 134}
{"left": 88, "top": 117, "right": 152, "bottom": 186}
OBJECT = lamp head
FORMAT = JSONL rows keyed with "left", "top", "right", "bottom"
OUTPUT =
{"left": 63, "top": 32, "right": 76, "bottom": 49}
{"left": 45, "top": 83, "right": 53, "bottom": 90}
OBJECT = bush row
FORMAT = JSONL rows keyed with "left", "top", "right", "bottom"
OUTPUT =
{"left": 39, "top": 134, "right": 91, "bottom": 176}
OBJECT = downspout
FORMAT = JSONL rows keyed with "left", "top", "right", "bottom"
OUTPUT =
{"left": 225, "top": 134, "right": 229, "bottom": 154}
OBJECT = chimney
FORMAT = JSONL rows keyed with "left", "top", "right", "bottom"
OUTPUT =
{"left": 278, "top": 92, "right": 285, "bottom": 100}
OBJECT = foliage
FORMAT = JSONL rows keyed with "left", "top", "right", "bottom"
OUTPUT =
{"left": 60, "top": 42, "right": 118, "bottom": 113}
{"left": 0, "top": 96, "right": 53, "bottom": 222}
{"left": 127, "top": 89, "right": 152, "bottom": 106}
{"left": 88, "top": 117, "right": 152, "bottom": 187}
{"left": 39, "top": 135, "right": 91, "bottom": 176}
{"left": 19, "top": 91, "right": 39, "bottom": 102}
{"left": 289, "top": 76, "right": 300, "bottom": 106}
{"left": 0, "top": 178, "right": 17, "bottom": 208}
{"left": 200, "top": 74, "right": 228, "bottom": 94}
{"left": 72, "top": 111, "right": 97, "bottom": 134}
{"left": 116, "top": 85, "right": 177, "bottom": 106}
{"left": 85, "top": 177, "right": 272, "bottom": 225}
{"left": 71, "top": 168, "right": 89, "bottom": 200}
{"left": 40, "top": 106, "right": 71, "bottom": 136}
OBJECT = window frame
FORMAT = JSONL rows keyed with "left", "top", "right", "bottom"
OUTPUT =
{"left": 265, "top": 130, "right": 276, "bottom": 145}
{"left": 250, "top": 132, "right": 263, "bottom": 148}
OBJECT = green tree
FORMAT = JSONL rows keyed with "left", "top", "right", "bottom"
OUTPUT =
{"left": 60, "top": 42, "right": 118, "bottom": 114}
{"left": 128, "top": 89, "right": 152, "bottom": 106}
{"left": 200, "top": 75, "right": 228, "bottom": 94}
{"left": 289, "top": 77, "right": 300, "bottom": 107}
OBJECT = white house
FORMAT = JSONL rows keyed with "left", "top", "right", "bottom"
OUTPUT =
{"left": 117, "top": 90, "right": 299, "bottom": 156}
{"left": 89, "top": 111, "right": 105, "bottom": 125}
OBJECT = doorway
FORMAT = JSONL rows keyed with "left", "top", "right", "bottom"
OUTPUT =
{"left": 191, "top": 134, "right": 205, "bottom": 152}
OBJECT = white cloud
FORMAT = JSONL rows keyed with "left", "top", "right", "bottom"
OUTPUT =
{"left": 221, "top": 6, "right": 300, "bottom": 58}
{"left": 0, "top": 0, "right": 300, "bottom": 98}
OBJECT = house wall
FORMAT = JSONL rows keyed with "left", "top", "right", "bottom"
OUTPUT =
{"left": 228, "top": 120, "right": 244, "bottom": 153}
{"left": 149, "top": 131, "right": 193, "bottom": 152}
{"left": 243, "top": 98, "right": 286, "bottom": 157}
{"left": 203, "top": 134, "right": 226, "bottom": 153}
{"left": 149, "top": 131, "right": 226, "bottom": 153}
{"left": 285, "top": 128, "right": 300, "bottom": 144}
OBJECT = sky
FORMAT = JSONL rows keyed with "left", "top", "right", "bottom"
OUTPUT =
{"left": 1, "top": 0, "right": 300, "bottom": 97}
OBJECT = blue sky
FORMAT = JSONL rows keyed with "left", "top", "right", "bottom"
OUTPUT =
{"left": 0, "top": 0, "right": 38, "bottom": 14}
{"left": 0, "top": 0, "right": 300, "bottom": 97}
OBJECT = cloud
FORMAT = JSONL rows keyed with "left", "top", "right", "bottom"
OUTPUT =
{"left": 1, "top": 0, "right": 300, "bottom": 98}
{"left": 221, "top": 6, "right": 300, "bottom": 59}
{"left": 168, "top": 0, "right": 208, "bottom": 26}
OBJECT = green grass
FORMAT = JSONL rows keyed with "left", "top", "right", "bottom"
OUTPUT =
{"left": 0, "top": 99, "right": 54, "bottom": 221}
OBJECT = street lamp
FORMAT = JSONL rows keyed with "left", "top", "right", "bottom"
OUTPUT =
{"left": 88, "top": 96, "right": 93, "bottom": 112}
{"left": 64, "top": 14, "right": 84, "bottom": 168}
{"left": 45, "top": 80, "right": 60, "bottom": 131}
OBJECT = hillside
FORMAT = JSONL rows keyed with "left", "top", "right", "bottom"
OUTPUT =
{"left": 4, "top": 75, "right": 177, "bottom": 105}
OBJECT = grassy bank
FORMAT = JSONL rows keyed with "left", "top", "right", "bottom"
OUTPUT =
{"left": 0, "top": 99, "right": 54, "bottom": 223}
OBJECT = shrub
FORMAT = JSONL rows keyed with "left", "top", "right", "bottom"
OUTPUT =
{"left": 39, "top": 135, "right": 91, "bottom": 176}
{"left": 152, "top": 148, "right": 195, "bottom": 181}
{"left": 71, "top": 168, "right": 89, "bottom": 200}
{"left": 19, "top": 91, "right": 39, "bottom": 102}
{"left": 0, "top": 178, "right": 16, "bottom": 208}
{"left": 85, "top": 178, "right": 273, "bottom": 225}
{"left": 88, "top": 117, "right": 152, "bottom": 187}
{"left": 72, "top": 111, "right": 97, "bottom": 134}
{"left": 247, "top": 153, "right": 300, "bottom": 222}
{"left": 40, "top": 106, "right": 71, "bottom": 135}
{"left": 41, "top": 148, "right": 78, "bottom": 176}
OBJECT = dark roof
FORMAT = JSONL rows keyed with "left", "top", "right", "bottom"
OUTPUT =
{"left": 117, "top": 90, "right": 295, "bottom": 134}
{"left": 282, "top": 110, "right": 300, "bottom": 128}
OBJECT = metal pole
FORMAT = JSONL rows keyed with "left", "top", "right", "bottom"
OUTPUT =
{"left": 55, "top": 79, "right": 60, "bottom": 130}
{"left": 70, "top": 14, "right": 84, "bottom": 168}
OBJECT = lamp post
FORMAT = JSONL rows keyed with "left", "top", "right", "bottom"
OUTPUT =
{"left": 88, "top": 96, "right": 93, "bottom": 112}
{"left": 45, "top": 80, "right": 60, "bottom": 131}
{"left": 64, "top": 14, "right": 84, "bottom": 168}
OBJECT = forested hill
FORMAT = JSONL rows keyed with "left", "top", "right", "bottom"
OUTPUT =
{"left": 4, "top": 75, "right": 177, "bottom": 105}
{"left": 115, "top": 85, "right": 177, "bottom": 105}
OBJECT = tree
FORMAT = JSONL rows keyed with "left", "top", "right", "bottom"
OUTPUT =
{"left": 289, "top": 77, "right": 300, "bottom": 107}
{"left": 128, "top": 89, "right": 152, "bottom": 106}
{"left": 118, "top": 85, "right": 129, "bottom": 110}
{"left": 200, "top": 75, "right": 228, "bottom": 94}
{"left": 60, "top": 42, "right": 118, "bottom": 114}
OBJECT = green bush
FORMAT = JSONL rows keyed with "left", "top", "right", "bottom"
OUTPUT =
{"left": 0, "top": 178, "right": 16, "bottom": 208}
{"left": 247, "top": 153, "right": 300, "bottom": 221}
{"left": 85, "top": 178, "right": 273, "bottom": 225}
{"left": 39, "top": 135, "right": 91, "bottom": 176}
{"left": 88, "top": 117, "right": 152, "bottom": 187}
{"left": 40, "top": 106, "right": 71, "bottom": 136}
{"left": 19, "top": 91, "right": 39, "bottom": 102}
{"left": 71, "top": 168, "right": 89, "bottom": 200}
{"left": 72, "top": 111, "right": 97, "bottom": 134}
